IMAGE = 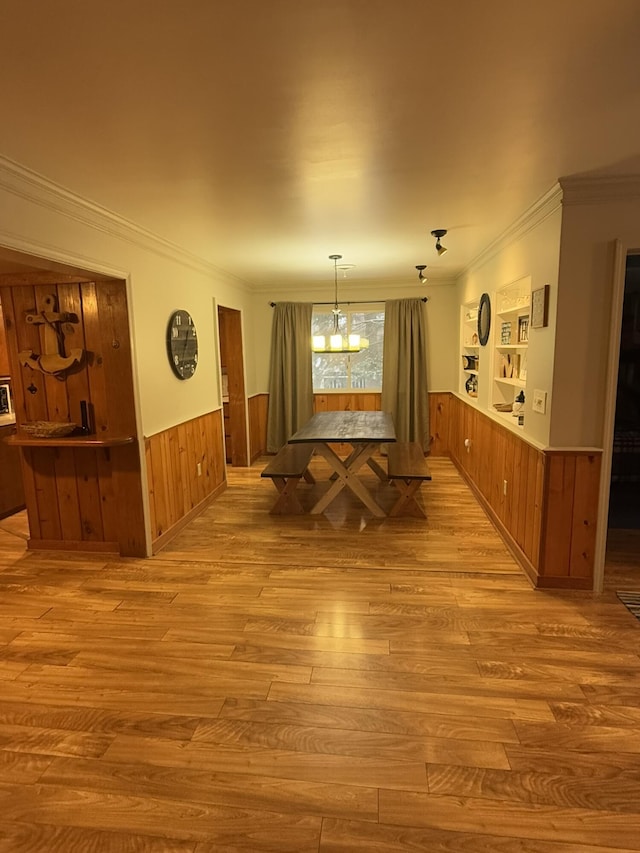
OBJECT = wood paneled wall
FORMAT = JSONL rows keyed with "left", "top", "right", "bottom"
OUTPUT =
{"left": 252, "top": 392, "right": 453, "bottom": 458}
{"left": 447, "top": 395, "right": 601, "bottom": 588}
{"left": 0, "top": 300, "right": 9, "bottom": 376}
{"left": 145, "top": 409, "right": 227, "bottom": 552}
{"left": 0, "top": 275, "right": 146, "bottom": 556}
{"left": 0, "top": 424, "right": 24, "bottom": 518}
{"left": 218, "top": 306, "right": 248, "bottom": 467}
{"left": 248, "top": 393, "right": 268, "bottom": 463}
{"left": 427, "top": 392, "right": 451, "bottom": 457}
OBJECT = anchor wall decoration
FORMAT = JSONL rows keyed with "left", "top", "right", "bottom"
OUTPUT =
{"left": 18, "top": 294, "right": 84, "bottom": 377}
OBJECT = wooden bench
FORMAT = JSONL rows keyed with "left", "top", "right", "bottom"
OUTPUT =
{"left": 386, "top": 442, "right": 431, "bottom": 517}
{"left": 261, "top": 444, "right": 316, "bottom": 514}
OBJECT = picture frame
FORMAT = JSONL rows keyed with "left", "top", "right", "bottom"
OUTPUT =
{"left": 531, "top": 284, "right": 550, "bottom": 328}
{"left": 0, "top": 383, "right": 11, "bottom": 416}
{"left": 517, "top": 315, "right": 529, "bottom": 343}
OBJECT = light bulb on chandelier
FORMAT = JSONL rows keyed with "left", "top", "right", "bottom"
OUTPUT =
{"left": 311, "top": 255, "right": 369, "bottom": 353}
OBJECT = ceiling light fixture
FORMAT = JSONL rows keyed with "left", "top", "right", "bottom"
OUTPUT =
{"left": 312, "top": 255, "right": 369, "bottom": 353}
{"left": 431, "top": 229, "right": 448, "bottom": 256}
{"left": 416, "top": 264, "right": 428, "bottom": 283}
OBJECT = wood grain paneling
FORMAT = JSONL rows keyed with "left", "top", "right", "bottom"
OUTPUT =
{"left": 0, "top": 299, "right": 10, "bottom": 376}
{"left": 0, "top": 424, "right": 25, "bottom": 518}
{"left": 218, "top": 306, "right": 248, "bottom": 467}
{"left": 0, "top": 275, "right": 146, "bottom": 557}
{"left": 428, "top": 392, "right": 451, "bottom": 456}
{"left": 448, "top": 395, "right": 602, "bottom": 588}
{"left": 145, "top": 409, "right": 227, "bottom": 552}
{"left": 249, "top": 393, "right": 268, "bottom": 463}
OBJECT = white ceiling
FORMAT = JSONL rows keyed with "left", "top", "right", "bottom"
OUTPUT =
{"left": 1, "top": 0, "right": 639, "bottom": 287}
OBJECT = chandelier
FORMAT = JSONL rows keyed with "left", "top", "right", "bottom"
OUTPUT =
{"left": 311, "top": 254, "right": 369, "bottom": 353}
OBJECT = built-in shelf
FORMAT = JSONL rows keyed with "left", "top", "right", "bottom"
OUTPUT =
{"left": 460, "top": 299, "right": 481, "bottom": 399}
{"left": 495, "top": 376, "right": 526, "bottom": 387}
{"left": 493, "top": 277, "right": 531, "bottom": 418}
{"left": 6, "top": 434, "right": 135, "bottom": 448}
{"left": 491, "top": 409, "right": 525, "bottom": 429}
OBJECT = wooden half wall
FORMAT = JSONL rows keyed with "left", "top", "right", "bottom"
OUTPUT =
{"left": 446, "top": 394, "right": 601, "bottom": 588}
{"left": 145, "top": 409, "right": 227, "bottom": 552}
{"left": 0, "top": 275, "right": 146, "bottom": 556}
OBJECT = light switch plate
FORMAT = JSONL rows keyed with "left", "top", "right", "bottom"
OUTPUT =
{"left": 532, "top": 389, "right": 547, "bottom": 414}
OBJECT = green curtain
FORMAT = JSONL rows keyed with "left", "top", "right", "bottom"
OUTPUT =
{"left": 266, "top": 302, "right": 314, "bottom": 453}
{"left": 381, "top": 298, "right": 429, "bottom": 451}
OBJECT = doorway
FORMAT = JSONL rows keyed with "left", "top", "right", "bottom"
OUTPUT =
{"left": 217, "top": 305, "right": 249, "bottom": 467}
{"left": 606, "top": 253, "right": 640, "bottom": 578}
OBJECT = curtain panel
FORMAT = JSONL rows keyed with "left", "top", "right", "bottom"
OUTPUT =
{"left": 266, "top": 302, "right": 314, "bottom": 453}
{"left": 381, "top": 298, "right": 429, "bottom": 451}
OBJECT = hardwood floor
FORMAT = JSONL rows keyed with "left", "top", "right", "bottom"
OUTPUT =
{"left": 0, "top": 456, "right": 639, "bottom": 852}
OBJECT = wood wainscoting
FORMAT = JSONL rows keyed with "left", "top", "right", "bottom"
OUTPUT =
{"left": 0, "top": 275, "right": 146, "bottom": 557}
{"left": 248, "top": 393, "right": 268, "bottom": 463}
{"left": 447, "top": 395, "right": 601, "bottom": 589}
{"left": 249, "top": 392, "right": 453, "bottom": 460}
{"left": 145, "top": 409, "right": 227, "bottom": 553}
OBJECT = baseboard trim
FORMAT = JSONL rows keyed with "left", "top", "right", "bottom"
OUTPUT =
{"left": 450, "top": 455, "right": 539, "bottom": 588}
{"left": 151, "top": 481, "right": 227, "bottom": 554}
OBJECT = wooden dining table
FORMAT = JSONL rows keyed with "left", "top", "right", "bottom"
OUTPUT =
{"left": 288, "top": 410, "right": 396, "bottom": 517}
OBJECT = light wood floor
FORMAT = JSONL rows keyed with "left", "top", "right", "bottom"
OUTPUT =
{"left": 0, "top": 456, "right": 639, "bottom": 852}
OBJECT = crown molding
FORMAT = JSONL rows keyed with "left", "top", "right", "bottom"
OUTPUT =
{"left": 0, "top": 154, "right": 252, "bottom": 290}
{"left": 559, "top": 174, "right": 640, "bottom": 205}
{"left": 461, "top": 183, "right": 563, "bottom": 277}
{"left": 251, "top": 272, "right": 457, "bottom": 298}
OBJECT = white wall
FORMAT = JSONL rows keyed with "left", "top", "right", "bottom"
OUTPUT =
{"left": 0, "top": 158, "right": 258, "bottom": 438}
{"left": 456, "top": 199, "right": 563, "bottom": 447}
{"left": 552, "top": 180, "right": 640, "bottom": 447}
{"left": 250, "top": 279, "right": 459, "bottom": 395}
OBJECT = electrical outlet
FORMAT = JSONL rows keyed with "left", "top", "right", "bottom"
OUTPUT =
{"left": 532, "top": 389, "right": 547, "bottom": 414}
{"left": 197, "top": 462, "right": 202, "bottom": 476}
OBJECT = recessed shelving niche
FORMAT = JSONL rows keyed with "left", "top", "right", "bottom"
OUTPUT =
{"left": 492, "top": 278, "right": 530, "bottom": 427}
{"left": 460, "top": 299, "right": 480, "bottom": 401}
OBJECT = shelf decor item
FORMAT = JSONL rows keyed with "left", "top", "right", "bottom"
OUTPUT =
{"left": 20, "top": 420, "right": 77, "bottom": 438}
{"left": 0, "top": 383, "right": 10, "bottom": 415}
{"left": 517, "top": 315, "right": 529, "bottom": 343}
{"left": 462, "top": 354, "right": 478, "bottom": 371}
{"left": 531, "top": 284, "right": 550, "bottom": 328}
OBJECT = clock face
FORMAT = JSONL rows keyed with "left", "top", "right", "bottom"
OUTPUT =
{"left": 167, "top": 310, "right": 198, "bottom": 380}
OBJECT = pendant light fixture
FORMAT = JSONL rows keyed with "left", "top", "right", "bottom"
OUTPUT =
{"left": 312, "top": 254, "right": 369, "bottom": 353}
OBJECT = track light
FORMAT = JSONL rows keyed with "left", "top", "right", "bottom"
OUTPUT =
{"left": 416, "top": 264, "right": 428, "bottom": 283}
{"left": 431, "top": 229, "right": 448, "bottom": 256}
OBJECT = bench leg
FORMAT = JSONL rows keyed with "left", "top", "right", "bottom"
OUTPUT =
{"left": 389, "top": 479, "right": 426, "bottom": 518}
{"left": 303, "top": 468, "right": 316, "bottom": 485}
{"left": 269, "top": 476, "right": 305, "bottom": 514}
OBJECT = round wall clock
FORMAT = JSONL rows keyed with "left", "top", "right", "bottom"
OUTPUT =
{"left": 477, "top": 292, "right": 491, "bottom": 346}
{"left": 167, "top": 310, "right": 198, "bottom": 379}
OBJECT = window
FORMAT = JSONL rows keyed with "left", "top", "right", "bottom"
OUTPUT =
{"left": 312, "top": 307, "right": 385, "bottom": 391}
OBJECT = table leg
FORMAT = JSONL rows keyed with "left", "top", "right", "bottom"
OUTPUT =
{"left": 311, "top": 442, "right": 386, "bottom": 517}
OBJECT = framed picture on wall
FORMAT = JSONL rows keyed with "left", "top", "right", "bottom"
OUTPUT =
{"left": 0, "top": 383, "right": 11, "bottom": 416}
{"left": 531, "top": 284, "right": 550, "bottom": 328}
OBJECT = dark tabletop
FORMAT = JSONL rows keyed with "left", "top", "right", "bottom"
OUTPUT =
{"left": 288, "top": 410, "right": 396, "bottom": 444}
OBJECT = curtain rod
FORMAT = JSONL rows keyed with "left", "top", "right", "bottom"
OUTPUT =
{"left": 269, "top": 297, "right": 428, "bottom": 307}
